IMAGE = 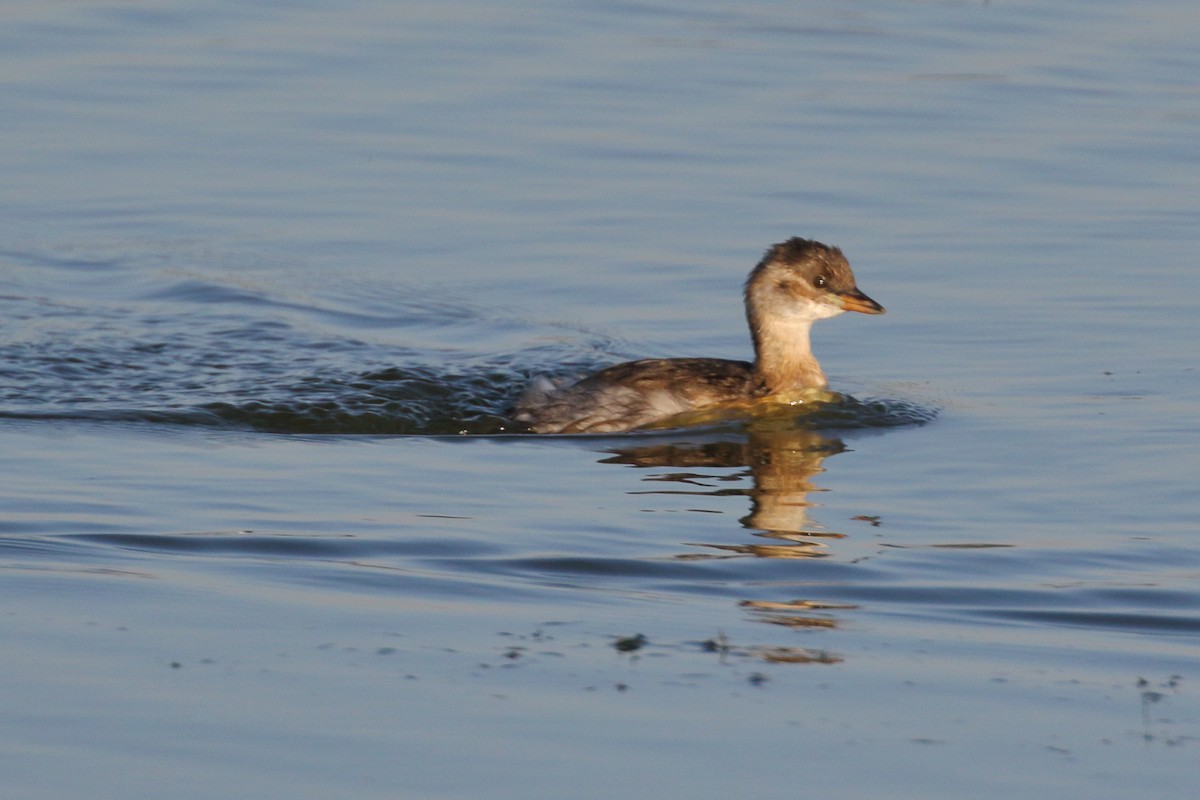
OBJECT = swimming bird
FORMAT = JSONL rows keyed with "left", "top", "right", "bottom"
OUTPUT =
{"left": 513, "top": 237, "right": 884, "bottom": 433}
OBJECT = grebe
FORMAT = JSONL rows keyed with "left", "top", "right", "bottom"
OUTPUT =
{"left": 513, "top": 237, "right": 884, "bottom": 433}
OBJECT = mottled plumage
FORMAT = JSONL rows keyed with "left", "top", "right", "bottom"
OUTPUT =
{"left": 514, "top": 238, "right": 884, "bottom": 433}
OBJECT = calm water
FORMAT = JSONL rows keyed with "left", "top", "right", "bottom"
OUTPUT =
{"left": 2, "top": 1, "right": 1198, "bottom": 798}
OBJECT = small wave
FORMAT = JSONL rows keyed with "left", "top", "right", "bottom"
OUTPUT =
{"left": 201, "top": 364, "right": 522, "bottom": 434}
{"left": 0, "top": 365, "right": 529, "bottom": 435}
{"left": 803, "top": 394, "right": 938, "bottom": 429}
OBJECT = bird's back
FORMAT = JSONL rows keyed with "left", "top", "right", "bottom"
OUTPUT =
{"left": 513, "top": 357, "right": 755, "bottom": 433}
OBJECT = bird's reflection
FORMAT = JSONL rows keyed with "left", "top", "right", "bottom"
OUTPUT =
{"left": 600, "top": 413, "right": 863, "bottom": 657}
{"left": 601, "top": 415, "right": 847, "bottom": 550}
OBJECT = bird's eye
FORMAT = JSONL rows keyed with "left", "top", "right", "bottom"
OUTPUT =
{"left": 813, "top": 275, "right": 827, "bottom": 289}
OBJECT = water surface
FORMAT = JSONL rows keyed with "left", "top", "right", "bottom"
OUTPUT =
{"left": 2, "top": 1, "right": 1199, "bottom": 798}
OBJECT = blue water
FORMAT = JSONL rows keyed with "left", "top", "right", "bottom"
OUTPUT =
{"left": 3, "top": 1, "right": 1199, "bottom": 798}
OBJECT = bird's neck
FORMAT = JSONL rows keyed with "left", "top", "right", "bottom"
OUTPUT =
{"left": 749, "top": 314, "right": 827, "bottom": 395}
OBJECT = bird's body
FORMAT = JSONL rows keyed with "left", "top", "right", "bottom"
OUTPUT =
{"left": 513, "top": 237, "right": 884, "bottom": 434}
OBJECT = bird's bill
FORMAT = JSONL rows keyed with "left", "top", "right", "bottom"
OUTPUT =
{"left": 839, "top": 289, "right": 886, "bottom": 315}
